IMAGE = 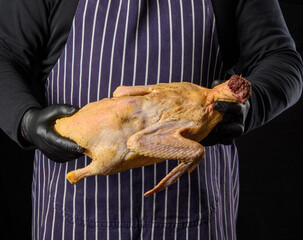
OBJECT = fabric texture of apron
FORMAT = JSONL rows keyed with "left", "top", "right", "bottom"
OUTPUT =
{"left": 32, "top": 0, "right": 239, "bottom": 239}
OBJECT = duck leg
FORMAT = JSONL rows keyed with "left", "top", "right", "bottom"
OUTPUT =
{"left": 127, "top": 120, "right": 205, "bottom": 196}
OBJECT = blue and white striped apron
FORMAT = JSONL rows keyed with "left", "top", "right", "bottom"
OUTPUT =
{"left": 32, "top": 0, "right": 239, "bottom": 239}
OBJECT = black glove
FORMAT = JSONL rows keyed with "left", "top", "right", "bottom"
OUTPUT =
{"left": 201, "top": 80, "right": 250, "bottom": 146}
{"left": 21, "top": 104, "right": 84, "bottom": 163}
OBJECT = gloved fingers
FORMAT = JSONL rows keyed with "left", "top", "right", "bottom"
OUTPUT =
{"left": 217, "top": 122, "right": 244, "bottom": 139}
{"left": 21, "top": 104, "right": 84, "bottom": 162}
{"left": 43, "top": 129, "right": 85, "bottom": 162}
{"left": 213, "top": 101, "right": 248, "bottom": 126}
{"left": 34, "top": 104, "right": 83, "bottom": 155}
{"left": 40, "top": 104, "right": 80, "bottom": 123}
{"left": 214, "top": 101, "right": 250, "bottom": 116}
{"left": 53, "top": 104, "right": 80, "bottom": 116}
{"left": 201, "top": 87, "right": 250, "bottom": 146}
{"left": 47, "top": 128, "right": 84, "bottom": 153}
{"left": 200, "top": 127, "right": 221, "bottom": 146}
{"left": 201, "top": 122, "right": 244, "bottom": 146}
{"left": 213, "top": 101, "right": 244, "bottom": 115}
{"left": 200, "top": 125, "right": 236, "bottom": 146}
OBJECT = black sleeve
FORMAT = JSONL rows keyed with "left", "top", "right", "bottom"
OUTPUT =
{"left": 213, "top": 0, "right": 303, "bottom": 132}
{"left": 0, "top": 0, "right": 78, "bottom": 148}
{"left": 1, "top": 0, "right": 302, "bottom": 147}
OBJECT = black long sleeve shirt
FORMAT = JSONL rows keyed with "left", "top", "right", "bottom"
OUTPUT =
{"left": 0, "top": 0, "right": 302, "bottom": 147}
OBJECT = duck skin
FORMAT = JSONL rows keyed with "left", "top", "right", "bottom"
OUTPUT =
{"left": 54, "top": 75, "right": 251, "bottom": 196}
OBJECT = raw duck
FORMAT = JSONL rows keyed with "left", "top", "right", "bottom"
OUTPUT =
{"left": 54, "top": 75, "right": 251, "bottom": 196}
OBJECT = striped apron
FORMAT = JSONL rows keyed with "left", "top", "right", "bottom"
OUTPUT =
{"left": 32, "top": 0, "right": 239, "bottom": 239}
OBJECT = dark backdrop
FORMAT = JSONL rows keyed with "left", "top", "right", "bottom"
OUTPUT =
{"left": 236, "top": 1, "right": 303, "bottom": 239}
{"left": 0, "top": 1, "right": 302, "bottom": 239}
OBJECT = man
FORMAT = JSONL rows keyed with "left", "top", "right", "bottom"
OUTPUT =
{"left": 0, "top": 0, "right": 302, "bottom": 239}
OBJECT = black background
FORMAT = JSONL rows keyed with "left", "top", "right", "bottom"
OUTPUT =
{"left": 1, "top": 1, "right": 302, "bottom": 239}
{"left": 236, "top": 1, "right": 303, "bottom": 239}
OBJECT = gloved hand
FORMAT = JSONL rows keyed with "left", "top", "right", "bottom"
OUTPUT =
{"left": 21, "top": 104, "right": 85, "bottom": 163}
{"left": 201, "top": 80, "right": 250, "bottom": 146}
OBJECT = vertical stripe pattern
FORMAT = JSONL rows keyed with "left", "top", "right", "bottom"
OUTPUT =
{"left": 32, "top": 0, "right": 239, "bottom": 239}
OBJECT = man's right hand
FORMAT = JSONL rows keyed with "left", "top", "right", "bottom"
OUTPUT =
{"left": 21, "top": 104, "right": 85, "bottom": 163}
